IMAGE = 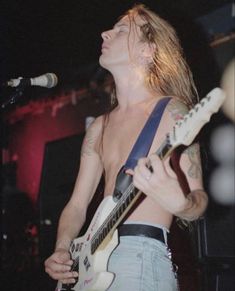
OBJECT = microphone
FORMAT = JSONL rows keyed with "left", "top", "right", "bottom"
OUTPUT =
{"left": 5, "top": 73, "right": 58, "bottom": 88}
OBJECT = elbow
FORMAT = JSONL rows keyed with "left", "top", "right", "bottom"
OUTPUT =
{"left": 190, "top": 190, "right": 209, "bottom": 221}
{"left": 175, "top": 189, "right": 209, "bottom": 222}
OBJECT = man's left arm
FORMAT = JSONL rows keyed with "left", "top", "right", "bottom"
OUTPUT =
{"left": 131, "top": 100, "right": 208, "bottom": 222}
{"left": 174, "top": 143, "right": 208, "bottom": 221}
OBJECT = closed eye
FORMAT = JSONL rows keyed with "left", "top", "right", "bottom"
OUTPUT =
{"left": 114, "top": 23, "right": 129, "bottom": 34}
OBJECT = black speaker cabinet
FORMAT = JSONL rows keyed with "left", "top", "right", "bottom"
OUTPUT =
{"left": 38, "top": 133, "right": 85, "bottom": 262}
{"left": 197, "top": 202, "right": 235, "bottom": 260}
{"left": 196, "top": 203, "right": 235, "bottom": 291}
{"left": 200, "top": 262, "right": 235, "bottom": 291}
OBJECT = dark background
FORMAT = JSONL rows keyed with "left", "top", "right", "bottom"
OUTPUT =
{"left": 0, "top": 0, "right": 233, "bottom": 97}
{"left": 0, "top": 1, "right": 234, "bottom": 291}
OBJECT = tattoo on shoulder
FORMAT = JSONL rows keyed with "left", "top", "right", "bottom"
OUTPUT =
{"left": 184, "top": 144, "right": 202, "bottom": 179}
{"left": 167, "top": 100, "right": 188, "bottom": 121}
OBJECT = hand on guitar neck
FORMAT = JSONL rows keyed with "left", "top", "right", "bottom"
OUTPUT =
{"left": 45, "top": 248, "right": 79, "bottom": 285}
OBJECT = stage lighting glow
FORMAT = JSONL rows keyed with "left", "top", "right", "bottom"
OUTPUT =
{"left": 210, "top": 124, "right": 235, "bottom": 163}
{"left": 209, "top": 166, "right": 235, "bottom": 205}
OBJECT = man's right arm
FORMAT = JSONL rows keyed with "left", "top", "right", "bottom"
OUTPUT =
{"left": 45, "top": 116, "right": 104, "bottom": 284}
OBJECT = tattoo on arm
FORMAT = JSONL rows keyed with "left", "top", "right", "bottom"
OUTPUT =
{"left": 184, "top": 145, "right": 202, "bottom": 179}
{"left": 81, "top": 128, "right": 95, "bottom": 157}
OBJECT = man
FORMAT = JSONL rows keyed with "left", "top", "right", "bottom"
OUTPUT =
{"left": 45, "top": 4, "right": 208, "bottom": 291}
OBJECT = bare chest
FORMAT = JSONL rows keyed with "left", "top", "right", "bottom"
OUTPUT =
{"left": 102, "top": 115, "right": 147, "bottom": 177}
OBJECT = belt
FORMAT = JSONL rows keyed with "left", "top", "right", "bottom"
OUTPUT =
{"left": 118, "top": 224, "right": 167, "bottom": 244}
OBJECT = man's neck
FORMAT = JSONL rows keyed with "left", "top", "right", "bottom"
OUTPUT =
{"left": 111, "top": 68, "right": 158, "bottom": 110}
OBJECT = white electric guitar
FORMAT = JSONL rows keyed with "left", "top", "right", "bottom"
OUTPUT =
{"left": 56, "top": 88, "right": 225, "bottom": 291}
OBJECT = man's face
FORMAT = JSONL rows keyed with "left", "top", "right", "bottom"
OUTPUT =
{"left": 99, "top": 15, "right": 146, "bottom": 71}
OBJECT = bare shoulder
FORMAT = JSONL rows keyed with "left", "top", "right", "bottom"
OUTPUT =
{"left": 81, "top": 115, "right": 104, "bottom": 157}
{"left": 87, "top": 115, "right": 104, "bottom": 131}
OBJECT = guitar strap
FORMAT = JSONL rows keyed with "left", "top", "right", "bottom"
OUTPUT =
{"left": 113, "top": 97, "right": 171, "bottom": 199}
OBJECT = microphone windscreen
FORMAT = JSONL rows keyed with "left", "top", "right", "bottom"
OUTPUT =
{"left": 45, "top": 73, "right": 58, "bottom": 88}
{"left": 31, "top": 73, "right": 58, "bottom": 88}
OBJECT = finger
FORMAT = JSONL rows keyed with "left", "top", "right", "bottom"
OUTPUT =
{"left": 56, "top": 258, "right": 73, "bottom": 266}
{"left": 133, "top": 167, "right": 152, "bottom": 189}
{"left": 149, "top": 154, "right": 167, "bottom": 178}
{"left": 137, "top": 157, "right": 149, "bottom": 167}
{"left": 46, "top": 259, "right": 73, "bottom": 273}
{"left": 164, "top": 157, "right": 177, "bottom": 178}
{"left": 132, "top": 177, "right": 148, "bottom": 190}
{"left": 48, "top": 270, "right": 78, "bottom": 281}
{"left": 60, "top": 271, "right": 79, "bottom": 281}
{"left": 61, "top": 274, "right": 78, "bottom": 284}
{"left": 125, "top": 169, "right": 134, "bottom": 176}
{"left": 135, "top": 158, "right": 152, "bottom": 179}
{"left": 139, "top": 166, "right": 152, "bottom": 181}
{"left": 61, "top": 278, "right": 76, "bottom": 284}
{"left": 138, "top": 155, "right": 155, "bottom": 174}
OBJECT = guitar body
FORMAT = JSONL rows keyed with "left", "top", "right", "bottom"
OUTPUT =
{"left": 56, "top": 196, "right": 119, "bottom": 291}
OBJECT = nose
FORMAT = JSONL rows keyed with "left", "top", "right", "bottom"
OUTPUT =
{"left": 101, "top": 30, "right": 111, "bottom": 40}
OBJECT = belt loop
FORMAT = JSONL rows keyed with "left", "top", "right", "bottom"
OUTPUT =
{"left": 163, "top": 229, "right": 168, "bottom": 246}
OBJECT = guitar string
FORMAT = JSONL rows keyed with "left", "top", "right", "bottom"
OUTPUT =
{"left": 90, "top": 182, "right": 135, "bottom": 247}
{"left": 70, "top": 182, "right": 135, "bottom": 270}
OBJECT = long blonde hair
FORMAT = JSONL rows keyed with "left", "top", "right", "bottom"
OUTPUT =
{"left": 111, "top": 4, "right": 199, "bottom": 108}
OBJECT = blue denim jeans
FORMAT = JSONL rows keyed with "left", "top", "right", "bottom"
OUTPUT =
{"left": 107, "top": 235, "right": 178, "bottom": 291}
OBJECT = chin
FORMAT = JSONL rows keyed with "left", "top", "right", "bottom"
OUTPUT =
{"left": 99, "top": 55, "right": 109, "bottom": 70}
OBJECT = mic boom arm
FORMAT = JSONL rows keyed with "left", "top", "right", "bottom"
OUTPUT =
{"left": 6, "top": 73, "right": 58, "bottom": 88}
{"left": 1, "top": 73, "right": 58, "bottom": 109}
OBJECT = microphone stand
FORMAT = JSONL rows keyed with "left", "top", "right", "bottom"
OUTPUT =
{"left": 1, "top": 85, "right": 26, "bottom": 109}
{"left": 1, "top": 82, "right": 27, "bottom": 274}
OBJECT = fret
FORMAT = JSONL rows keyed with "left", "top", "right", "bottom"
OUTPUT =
{"left": 156, "top": 136, "right": 172, "bottom": 160}
{"left": 103, "top": 226, "right": 108, "bottom": 237}
{"left": 117, "top": 205, "right": 121, "bottom": 218}
{"left": 107, "top": 219, "right": 112, "bottom": 232}
{"left": 120, "top": 201, "right": 125, "bottom": 214}
{"left": 99, "top": 231, "right": 104, "bottom": 242}
{"left": 126, "top": 193, "right": 131, "bottom": 204}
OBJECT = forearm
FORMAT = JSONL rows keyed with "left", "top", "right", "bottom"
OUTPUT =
{"left": 175, "top": 189, "right": 208, "bottom": 221}
{"left": 55, "top": 203, "right": 86, "bottom": 251}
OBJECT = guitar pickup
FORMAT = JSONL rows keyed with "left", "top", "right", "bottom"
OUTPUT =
{"left": 83, "top": 256, "right": 91, "bottom": 271}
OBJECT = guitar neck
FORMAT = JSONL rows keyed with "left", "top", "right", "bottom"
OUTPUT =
{"left": 156, "top": 135, "right": 174, "bottom": 161}
{"left": 91, "top": 137, "right": 173, "bottom": 254}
